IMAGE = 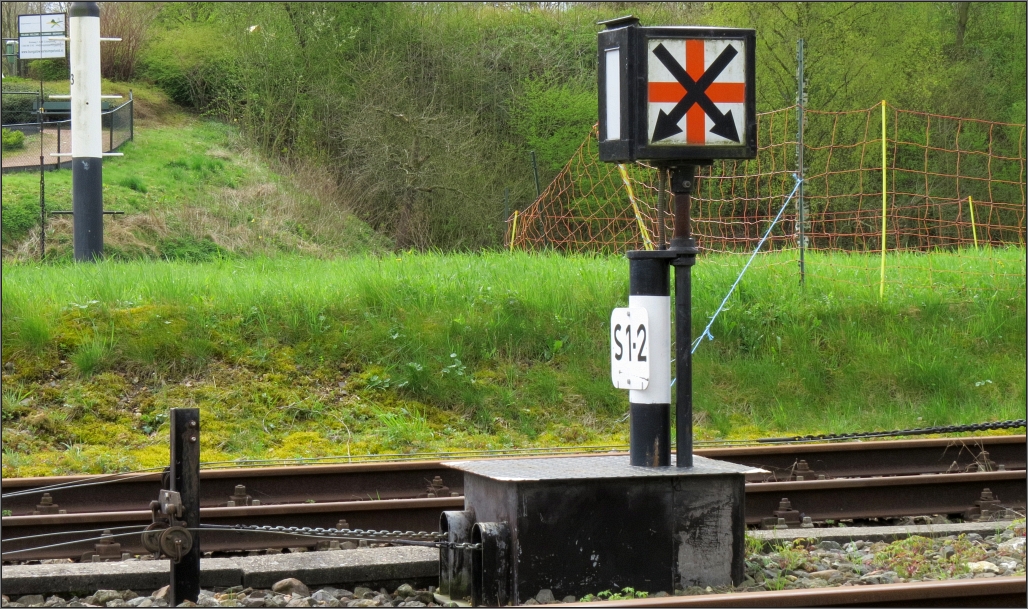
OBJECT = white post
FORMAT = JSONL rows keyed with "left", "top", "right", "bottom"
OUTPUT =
{"left": 70, "top": 1, "right": 103, "bottom": 261}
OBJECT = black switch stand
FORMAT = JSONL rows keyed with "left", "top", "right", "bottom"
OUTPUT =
{"left": 170, "top": 408, "right": 201, "bottom": 605}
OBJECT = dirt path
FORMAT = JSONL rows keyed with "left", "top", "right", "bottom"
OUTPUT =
{"left": 1, "top": 127, "right": 72, "bottom": 170}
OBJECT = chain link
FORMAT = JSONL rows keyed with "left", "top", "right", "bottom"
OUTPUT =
{"left": 758, "top": 419, "right": 1026, "bottom": 444}
{"left": 204, "top": 524, "right": 481, "bottom": 550}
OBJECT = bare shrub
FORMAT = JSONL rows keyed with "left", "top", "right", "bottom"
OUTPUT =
{"left": 99, "top": 2, "right": 160, "bottom": 81}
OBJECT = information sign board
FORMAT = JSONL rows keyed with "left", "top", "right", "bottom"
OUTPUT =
{"left": 19, "top": 13, "right": 66, "bottom": 60}
{"left": 610, "top": 307, "right": 650, "bottom": 390}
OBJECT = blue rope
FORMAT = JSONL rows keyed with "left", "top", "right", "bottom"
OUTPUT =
{"left": 690, "top": 173, "right": 804, "bottom": 355}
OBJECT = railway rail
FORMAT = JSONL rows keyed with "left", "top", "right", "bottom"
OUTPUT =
{"left": 3, "top": 435, "right": 1021, "bottom": 514}
{"left": 569, "top": 577, "right": 1028, "bottom": 607}
{"left": 3, "top": 436, "right": 1025, "bottom": 562}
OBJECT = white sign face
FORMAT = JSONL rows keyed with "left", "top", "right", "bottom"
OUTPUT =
{"left": 610, "top": 307, "right": 650, "bottom": 390}
{"left": 19, "top": 13, "right": 66, "bottom": 60}
{"left": 647, "top": 38, "right": 747, "bottom": 146}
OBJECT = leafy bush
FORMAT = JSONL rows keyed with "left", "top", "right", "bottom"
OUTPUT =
{"left": 0, "top": 92, "right": 39, "bottom": 125}
{"left": 0, "top": 190, "right": 38, "bottom": 245}
{"left": 508, "top": 75, "right": 597, "bottom": 172}
{"left": 26, "top": 59, "right": 69, "bottom": 81}
{"left": 139, "top": 24, "right": 240, "bottom": 111}
{"left": 2, "top": 127, "right": 26, "bottom": 151}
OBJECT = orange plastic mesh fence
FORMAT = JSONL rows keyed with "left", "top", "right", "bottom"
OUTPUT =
{"left": 508, "top": 103, "right": 1026, "bottom": 291}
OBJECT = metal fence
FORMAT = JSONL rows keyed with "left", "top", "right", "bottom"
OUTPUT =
{"left": 1, "top": 92, "right": 133, "bottom": 173}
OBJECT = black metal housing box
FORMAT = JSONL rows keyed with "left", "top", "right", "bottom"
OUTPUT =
{"left": 444, "top": 455, "right": 762, "bottom": 605}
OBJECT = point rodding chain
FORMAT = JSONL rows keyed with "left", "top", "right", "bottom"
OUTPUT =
{"left": 199, "top": 524, "right": 482, "bottom": 551}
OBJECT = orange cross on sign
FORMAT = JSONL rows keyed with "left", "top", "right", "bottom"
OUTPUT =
{"left": 647, "top": 38, "right": 747, "bottom": 145}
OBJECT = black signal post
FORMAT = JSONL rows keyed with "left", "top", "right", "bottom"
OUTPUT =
{"left": 599, "top": 17, "right": 756, "bottom": 467}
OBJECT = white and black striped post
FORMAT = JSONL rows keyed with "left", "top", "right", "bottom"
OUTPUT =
{"left": 626, "top": 254, "right": 672, "bottom": 466}
{"left": 69, "top": 1, "right": 103, "bottom": 261}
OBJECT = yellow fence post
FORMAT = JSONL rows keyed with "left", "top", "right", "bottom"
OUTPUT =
{"left": 509, "top": 210, "right": 519, "bottom": 252}
{"left": 618, "top": 164, "right": 655, "bottom": 250}
{"left": 879, "top": 100, "right": 888, "bottom": 300}
{"left": 968, "top": 195, "right": 979, "bottom": 250}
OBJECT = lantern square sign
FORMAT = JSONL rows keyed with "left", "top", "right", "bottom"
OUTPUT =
{"left": 598, "top": 20, "right": 756, "bottom": 163}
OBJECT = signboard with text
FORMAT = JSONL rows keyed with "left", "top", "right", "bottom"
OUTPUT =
{"left": 18, "top": 13, "right": 66, "bottom": 60}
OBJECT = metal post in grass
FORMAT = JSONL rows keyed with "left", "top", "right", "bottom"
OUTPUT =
{"left": 531, "top": 151, "right": 549, "bottom": 249}
{"left": 39, "top": 83, "right": 46, "bottom": 260}
{"left": 170, "top": 408, "right": 201, "bottom": 605}
{"left": 69, "top": 1, "right": 104, "bottom": 261}
{"left": 879, "top": 100, "right": 888, "bottom": 300}
{"left": 796, "top": 38, "right": 806, "bottom": 285}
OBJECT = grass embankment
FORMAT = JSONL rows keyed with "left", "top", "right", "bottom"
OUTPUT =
{"left": 1, "top": 249, "right": 1024, "bottom": 476}
{"left": 1, "top": 80, "right": 386, "bottom": 260}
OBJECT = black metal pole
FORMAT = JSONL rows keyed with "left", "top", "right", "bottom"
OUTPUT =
{"left": 669, "top": 165, "right": 698, "bottom": 468}
{"left": 627, "top": 254, "right": 671, "bottom": 467}
{"left": 170, "top": 408, "right": 200, "bottom": 605}
{"left": 39, "top": 86, "right": 45, "bottom": 260}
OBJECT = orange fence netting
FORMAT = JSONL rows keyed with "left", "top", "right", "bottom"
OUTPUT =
{"left": 508, "top": 103, "right": 1026, "bottom": 292}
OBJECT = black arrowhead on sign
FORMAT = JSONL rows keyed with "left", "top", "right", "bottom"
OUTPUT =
{"left": 652, "top": 108, "right": 684, "bottom": 142}
{"left": 651, "top": 42, "right": 741, "bottom": 143}
{"left": 709, "top": 109, "right": 739, "bottom": 141}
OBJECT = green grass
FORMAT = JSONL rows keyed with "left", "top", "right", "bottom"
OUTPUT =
{"left": 0, "top": 249, "right": 1024, "bottom": 475}
{"left": 1, "top": 92, "right": 388, "bottom": 258}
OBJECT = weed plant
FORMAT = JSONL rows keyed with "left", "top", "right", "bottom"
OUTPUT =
{"left": 0, "top": 249, "right": 1024, "bottom": 475}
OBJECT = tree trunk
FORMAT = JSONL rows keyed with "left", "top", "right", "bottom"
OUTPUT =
{"left": 954, "top": 2, "right": 970, "bottom": 53}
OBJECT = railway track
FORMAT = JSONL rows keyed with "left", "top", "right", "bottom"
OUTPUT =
{"left": 3, "top": 436, "right": 1025, "bottom": 562}
{"left": 569, "top": 577, "right": 1028, "bottom": 607}
{"left": 4, "top": 436, "right": 1021, "bottom": 514}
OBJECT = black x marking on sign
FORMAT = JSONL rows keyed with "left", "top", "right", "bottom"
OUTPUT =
{"left": 651, "top": 43, "right": 741, "bottom": 143}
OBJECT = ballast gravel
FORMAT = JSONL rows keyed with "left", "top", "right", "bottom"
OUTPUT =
{"left": 1, "top": 529, "right": 1023, "bottom": 607}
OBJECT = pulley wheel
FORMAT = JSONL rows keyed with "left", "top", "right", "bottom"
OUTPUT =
{"left": 159, "top": 526, "right": 193, "bottom": 562}
{"left": 141, "top": 523, "right": 165, "bottom": 553}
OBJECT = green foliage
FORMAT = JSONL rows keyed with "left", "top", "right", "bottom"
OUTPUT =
{"left": 26, "top": 59, "right": 68, "bottom": 81}
{"left": 157, "top": 236, "right": 229, "bottom": 262}
{"left": 1, "top": 115, "right": 386, "bottom": 258}
{"left": 372, "top": 405, "right": 433, "bottom": 447}
{"left": 124, "top": 2, "right": 1025, "bottom": 251}
{"left": 139, "top": 22, "right": 240, "bottom": 110}
{"left": 0, "top": 250, "right": 1023, "bottom": 474}
{"left": 71, "top": 332, "right": 114, "bottom": 377}
{"left": 117, "top": 175, "right": 148, "bottom": 193}
{"left": 509, "top": 76, "right": 597, "bottom": 172}
{"left": 871, "top": 535, "right": 986, "bottom": 579}
{"left": 583, "top": 587, "right": 649, "bottom": 601}
{"left": 0, "top": 186, "right": 39, "bottom": 246}
{"left": 1, "top": 127, "right": 25, "bottom": 150}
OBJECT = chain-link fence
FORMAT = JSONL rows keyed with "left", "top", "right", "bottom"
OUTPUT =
{"left": 1, "top": 92, "right": 133, "bottom": 173}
